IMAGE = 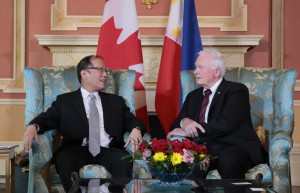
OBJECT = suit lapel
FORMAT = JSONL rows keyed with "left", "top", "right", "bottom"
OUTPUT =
{"left": 71, "top": 89, "right": 89, "bottom": 129}
{"left": 209, "top": 79, "right": 227, "bottom": 111}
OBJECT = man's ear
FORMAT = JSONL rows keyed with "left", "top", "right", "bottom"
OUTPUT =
{"left": 214, "top": 68, "right": 221, "bottom": 78}
{"left": 81, "top": 70, "right": 87, "bottom": 80}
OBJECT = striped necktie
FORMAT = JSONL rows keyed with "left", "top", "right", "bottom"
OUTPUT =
{"left": 199, "top": 89, "right": 212, "bottom": 124}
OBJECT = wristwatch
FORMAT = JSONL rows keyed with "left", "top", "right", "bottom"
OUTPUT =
{"left": 31, "top": 124, "right": 40, "bottom": 132}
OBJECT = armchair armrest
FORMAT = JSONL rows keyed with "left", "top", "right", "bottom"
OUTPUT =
{"left": 123, "top": 131, "right": 151, "bottom": 155}
{"left": 123, "top": 132, "right": 152, "bottom": 178}
{"left": 28, "top": 131, "right": 56, "bottom": 193}
{"left": 269, "top": 132, "right": 292, "bottom": 192}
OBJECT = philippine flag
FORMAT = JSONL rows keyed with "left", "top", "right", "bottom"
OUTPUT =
{"left": 155, "top": 0, "right": 203, "bottom": 134}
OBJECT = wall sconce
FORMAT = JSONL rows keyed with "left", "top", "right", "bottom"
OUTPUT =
{"left": 142, "top": 0, "right": 159, "bottom": 9}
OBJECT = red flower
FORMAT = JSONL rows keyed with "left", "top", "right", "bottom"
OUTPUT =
{"left": 191, "top": 141, "right": 203, "bottom": 154}
{"left": 182, "top": 139, "right": 194, "bottom": 150}
{"left": 170, "top": 139, "right": 184, "bottom": 154}
{"left": 201, "top": 145, "right": 209, "bottom": 154}
{"left": 151, "top": 138, "right": 168, "bottom": 152}
{"left": 130, "top": 138, "right": 212, "bottom": 173}
{"left": 139, "top": 141, "right": 147, "bottom": 152}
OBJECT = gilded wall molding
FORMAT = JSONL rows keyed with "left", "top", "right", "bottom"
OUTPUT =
{"left": 290, "top": 143, "right": 300, "bottom": 186}
{"left": 0, "top": 99, "right": 25, "bottom": 105}
{"left": 272, "top": 0, "right": 284, "bottom": 69}
{"left": 35, "top": 35, "right": 263, "bottom": 47}
{"left": 35, "top": 35, "right": 263, "bottom": 77}
{"left": 296, "top": 80, "right": 300, "bottom": 92}
{"left": 51, "top": 0, "right": 247, "bottom": 31}
{"left": 0, "top": 0, "right": 25, "bottom": 93}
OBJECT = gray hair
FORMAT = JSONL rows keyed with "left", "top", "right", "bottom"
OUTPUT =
{"left": 198, "top": 50, "right": 226, "bottom": 77}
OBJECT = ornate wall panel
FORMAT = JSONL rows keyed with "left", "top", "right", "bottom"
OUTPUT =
{"left": 272, "top": 0, "right": 284, "bottom": 69}
{"left": 0, "top": 0, "right": 25, "bottom": 93}
{"left": 51, "top": 0, "right": 247, "bottom": 31}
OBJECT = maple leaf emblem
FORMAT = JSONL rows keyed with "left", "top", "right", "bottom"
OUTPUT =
{"left": 97, "top": 17, "right": 144, "bottom": 90}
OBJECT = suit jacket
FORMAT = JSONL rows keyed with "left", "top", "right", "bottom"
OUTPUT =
{"left": 170, "top": 79, "right": 268, "bottom": 165}
{"left": 30, "top": 89, "right": 145, "bottom": 150}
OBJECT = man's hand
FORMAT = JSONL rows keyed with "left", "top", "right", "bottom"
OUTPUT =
{"left": 181, "top": 118, "right": 205, "bottom": 138}
{"left": 23, "top": 125, "right": 40, "bottom": 152}
{"left": 167, "top": 128, "right": 188, "bottom": 139}
{"left": 124, "top": 127, "right": 143, "bottom": 152}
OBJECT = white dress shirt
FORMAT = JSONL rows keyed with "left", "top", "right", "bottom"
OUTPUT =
{"left": 81, "top": 87, "right": 111, "bottom": 148}
{"left": 202, "top": 78, "right": 223, "bottom": 123}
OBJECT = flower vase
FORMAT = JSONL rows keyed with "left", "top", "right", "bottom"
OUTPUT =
{"left": 151, "top": 169, "right": 190, "bottom": 183}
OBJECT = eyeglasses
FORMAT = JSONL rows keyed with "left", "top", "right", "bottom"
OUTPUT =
{"left": 85, "top": 66, "right": 110, "bottom": 74}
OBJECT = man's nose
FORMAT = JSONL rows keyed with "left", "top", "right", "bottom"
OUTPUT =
{"left": 194, "top": 68, "right": 198, "bottom": 74}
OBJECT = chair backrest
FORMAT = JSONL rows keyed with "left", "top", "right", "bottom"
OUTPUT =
{"left": 180, "top": 67, "right": 297, "bottom": 146}
{"left": 24, "top": 66, "right": 136, "bottom": 127}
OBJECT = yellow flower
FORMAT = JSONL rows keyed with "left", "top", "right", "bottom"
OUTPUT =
{"left": 153, "top": 152, "right": 167, "bottom": 162}
{"left": 199, "top": 154, "right": 205, "bottom": 159}
{"left": 171, "top": 152, "right": 182, "bottom": 166}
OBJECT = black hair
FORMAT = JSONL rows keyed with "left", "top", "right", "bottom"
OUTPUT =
{"left": 76, "top": 55, "right": 104, "bottom": 83}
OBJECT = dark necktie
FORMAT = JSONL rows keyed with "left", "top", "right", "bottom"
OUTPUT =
{"left": 89, "top": 94, "right": 100, "bottom": 156}
{"left": 199, "top": 89, "right": 212, "bottom": 123}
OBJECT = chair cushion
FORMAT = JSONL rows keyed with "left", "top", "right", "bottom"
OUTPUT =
{"left": 206, "top": 170, "right": 221, "bottom": 179}
{"left": 79, "top": 164, "right": 112, "bottom": 178}
{"left": 245, "top": 164, "right": 272, "bottom": 185}
{"left": 133, "top": 160, "right": 152, "bottom": 178}
{"left": 206, "top": 164, "right": 271, "bottom": 185}
{"left": 50, "top": 164, "right": 62, "bottom": 185}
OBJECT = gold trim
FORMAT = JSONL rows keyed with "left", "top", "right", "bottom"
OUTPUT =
{"left": 141, "top": 0, "right": 159, "bottom": 10}
{"left": 51, "top": 0, "right": 247, "bottom": 31}
{"left": 295, "top": 80, "right": 300, "bottom": 92}
{"left": 272, "top": 0, "right": 284, "bottom": 69}
{"left": 0, "top": 0, "right": 25, "bottom": 93}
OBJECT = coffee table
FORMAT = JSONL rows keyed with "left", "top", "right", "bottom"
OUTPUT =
{"left": 69, "top": 177, "right": 276, "bottom": 193}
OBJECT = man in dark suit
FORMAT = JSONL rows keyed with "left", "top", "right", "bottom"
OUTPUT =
{"left": 167, "top": 50, "right": 268, "bottom": 179}
{"left": 23, "top": 55, "right": 145, "bottom": 191}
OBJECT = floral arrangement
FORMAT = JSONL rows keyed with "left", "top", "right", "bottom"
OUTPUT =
{"left": 129, "top": 138, "right": 211, "bottom": 177}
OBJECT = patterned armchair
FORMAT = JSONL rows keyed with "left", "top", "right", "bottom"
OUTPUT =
{"left": 24, "top": 66, "right": 150, "bottom": 193}
{"left": 180, "top": 67, "right": 297, "bottom": 193}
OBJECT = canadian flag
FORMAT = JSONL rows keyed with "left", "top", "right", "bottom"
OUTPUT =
{"left": 97, "top": 0, "right": 149, "bottom": 131}
{"left": 155, "top": 0, "right": 203, "bottom": 134}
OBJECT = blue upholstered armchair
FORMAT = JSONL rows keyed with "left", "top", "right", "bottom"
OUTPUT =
{"left": 180, "top": 67, "right": 297, "bottom": 193}
{"left": 24, "top": 66, "right": 150, "bottom": 193}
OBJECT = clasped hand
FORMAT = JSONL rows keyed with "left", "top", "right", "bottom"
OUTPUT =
{"left": 167, "top": 118, "right": 205, "bottom": 139}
